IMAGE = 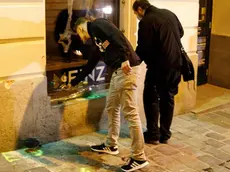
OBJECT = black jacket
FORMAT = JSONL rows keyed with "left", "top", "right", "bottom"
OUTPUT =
{"left": 136, "top": 6, "right": 184, "bottom": 71}
{"left": 88, "top": 18, "right": 141, "bottom": 69}
{"left": 71, "top": 18, "right": 141, "bottom": 86}
{"left": 71, "top": 40, "right": 101, "bottom": 86}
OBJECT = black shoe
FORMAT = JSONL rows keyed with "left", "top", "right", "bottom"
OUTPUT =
{"left": 144, "top": 132, "right": 159, "bottom": 145}
{"left": 159, "top": 136, "right": 169, "bottom": 144}
{"left": 90, "top": 143, "right": 119, "bottom": 155}
{"left": 121, "top": 158, "right": 149, "bottom": 172}
{"left": 159, "top": 139, "right": 168, "bottom": 144}
{"left": 145, "top": 139, "right": 159, "bottom": 145}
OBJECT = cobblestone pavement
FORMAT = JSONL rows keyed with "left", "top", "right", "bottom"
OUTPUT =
{"left": 1, "top": 108, "right": 230, "bottom": 172}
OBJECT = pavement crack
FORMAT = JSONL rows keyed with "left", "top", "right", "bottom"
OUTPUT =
{"left": 203, "top": 167, "right": 214, "bottom": 172}
{"left": 219, "top": 162, "right": 225, "bottom": 166}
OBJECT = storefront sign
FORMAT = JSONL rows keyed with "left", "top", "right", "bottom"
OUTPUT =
{"left": 47, "top": 61, "right": 107, "bottom": 91}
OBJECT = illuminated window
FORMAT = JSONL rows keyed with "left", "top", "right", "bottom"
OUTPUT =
{"left": 45, "top": 0, "right": 120, "bottom": 97}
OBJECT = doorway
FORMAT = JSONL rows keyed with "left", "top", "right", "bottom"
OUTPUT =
{"left": 197, "top": 0, "right": 213, "bottom": 85}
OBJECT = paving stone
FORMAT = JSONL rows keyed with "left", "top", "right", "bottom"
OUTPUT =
{"left": 191, "top": 133, "right": 210, "bottom": 142}
{"left": 173, "top": 118, "right": 198, "bottom": 129}
{"left": 198, "top": 114, "right": 230, "bottom": 129}
{"left": 101, "top": 154, "right": 125, "bottom": 166}
{"left": 171, "top": 129, "right": 177, "bottom": 134}
{"left": 225, "top": 161, "right": 230, "bottom": 169}
{"left": 0, "top": 166, "right": 15, "bottom": 172}
{"left": 167, "top": 138, "right": 186, "bottom": 149}
{"left": 171, "top": 152, "right": 209, "bottom": 171}
{"left": 148, "top": 153, "right": 193, "bottom": 172}
{"left": 215, "top": 122, "right": 230, "bottom": 129}
{"left": 179, "top": 146, "right": 206, "bottom": 157}
{"left": 80, "top": 151, "right": 124, "bottom": 167}
{"left": 137, "top": 164, "right": 169, "bottom": 172}
{"left": 198, "top": 155, "right": 223, "bottom": 166}
{"left": 215, "top": 111, "right": 230, "bottom": 119}
{"left": 203, "top": 167, "right": 215, "bottom": 172}
{"left": 177, "top": 146, "right": 195, "bottom": 156}
{"left": 190, "top": 120, "right": 211, "bottom": 128}
{"left": 46, "top": 164, "right": 80, "bottom": 172}
{"left": 180, "top": 168, "right": 197, "bottom": 172}
{"left": 24, "top": 167, "right": 51, "bottom": 172}
{"left": 201, "top": 146, "right": 230, "bottom": 161}
{"left": 171, "top": 123, "right": 183, "bottom": 130}
{"left": 175, "top": 127, "right": 207, "bottom": 138}
{"left": 223, "top": 109, "right": 230, "bottom": 115}
{"left": 165, "top": 161, "right": 196, "bottom": 172}
{"left": 209, "top": 125, "right": 229, "bottom": 134}
{"left": 0, "top": 155, "right": 15, "bottom": 172}
{"left": 205, "top": 132, "right": 226, "bottom": 140}
{"left": 208, "top": 113, "right": 230, "bottom": 129}
{"left": 144, "top": 146, "right": 157, "bottom": 157}
{"left": 0, "top": 154, "right": 14, "bottom": 172}
{"left": 172, "top": 132, "right": 192, "bottom": 141}
{"left": 224, "top": 139, "right": 230, "bottom": 145}
{"left": 172, "top": 126, "right": 192, "bottom": 134}
{"left": 1, "top": 151, "right": 47, "bottom": 170}
{"left": 197, "top": 113, "right": 213, "bottom": 121}
{"left": 117, "top": 146, "right": 130, "bottom": 158}
{"left": 178, "top": 113, "right": 197, "bottom": 121}
{"left": 148, "top": 153, "right": 174, "bottom": 167}
{"left": 221, "top": 146, "right": 230, "bottom": 155}
{"left": 154, "top": 145, "right": 179, "bottom": 156}
{"left": 224, "top": 132, "right": 230, "bottom": 138}
{"left": 9, "top": 159, "right": 36, "bottom": 171}
{"left": 208, "top": 165, "right": 230, "bottom": 172}
{"left": 203, "top": 138, "right": 226, "bottom": 148}
{"left": 188, "top": 127, "right": 209, "bottom": 135}
{"left": 1, "top": 111, "right": 230, "bottom": 172}
{"left": 208, "top": 113, "right": 223, "bottom": 119}
{"left": 184, "top": 138, "right": 207, "bottom": 149}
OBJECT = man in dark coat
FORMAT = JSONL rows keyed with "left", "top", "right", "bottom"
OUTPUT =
{"left": 74, "top": 17, "right": 148, "bottom": 172}
{"left": 132, "top": 0, "right": 184, "bottom": 144}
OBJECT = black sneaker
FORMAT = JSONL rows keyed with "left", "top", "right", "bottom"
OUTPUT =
{"left": 121, "top": 158, "right": 149, "bottom": 172}
{"left": 90, "top": 143, "right": 119, "bottom": 155}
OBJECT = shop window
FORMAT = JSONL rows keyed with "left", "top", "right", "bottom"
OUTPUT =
{"left": 45, "top": 0, "right": 120, "bottom": 98}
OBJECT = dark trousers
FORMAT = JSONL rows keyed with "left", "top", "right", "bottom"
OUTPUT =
{"left": 143, "top": 68, "right": 181, "bottom": 141}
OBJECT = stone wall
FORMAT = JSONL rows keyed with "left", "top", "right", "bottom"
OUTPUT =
{"left": 0, "top": 76, "right": 107, "bottom": 152}
{"left": 208, "top": 0, "right": 230, "bottom": 88}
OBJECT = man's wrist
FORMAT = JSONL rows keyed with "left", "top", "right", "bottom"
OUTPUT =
{"left": 121, "top": 60, "right": 130, "bottom": 68}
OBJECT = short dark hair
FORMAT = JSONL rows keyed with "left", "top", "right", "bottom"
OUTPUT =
{"left": 132, "top": 0, "right": 151, "bottom": 11}
{"left": 74, "top": 17, "right": 88, "bottom": 30}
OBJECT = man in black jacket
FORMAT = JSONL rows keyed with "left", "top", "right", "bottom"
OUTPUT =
{"left": 74, "top": 17, "right": 148, "bottom": 172}
{"left": 133, "top": 0, "right": 184, "bottom": 144}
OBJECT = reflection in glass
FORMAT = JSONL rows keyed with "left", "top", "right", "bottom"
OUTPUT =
{"left": 46, "top": 0, "right": 119, "bottom": 95}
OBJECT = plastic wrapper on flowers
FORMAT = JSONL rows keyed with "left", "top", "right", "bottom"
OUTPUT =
{"left": 51, "top": 82, "right": 109, "bottom": 104}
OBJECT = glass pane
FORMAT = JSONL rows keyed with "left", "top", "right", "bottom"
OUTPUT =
{"left": 45, "top": 0, "right": 119, "bottom": 96}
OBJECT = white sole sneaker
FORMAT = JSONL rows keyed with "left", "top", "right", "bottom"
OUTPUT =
{"left": 121, "top": 161, "right": 149, "bottom": 172}
{"left": 91, "top": 147, "right": 119, "bottom": 155}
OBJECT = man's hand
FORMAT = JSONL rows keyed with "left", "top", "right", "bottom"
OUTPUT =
{"left": 121, "top": 60, "right": 132, "bottom": 75}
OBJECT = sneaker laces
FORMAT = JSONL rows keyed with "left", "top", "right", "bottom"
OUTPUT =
{"left": 124, "top": 158, "right": 134, "bottom": 165}
{"left": 95, "top": 143, "right": 106, "bottom": 149}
